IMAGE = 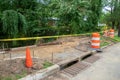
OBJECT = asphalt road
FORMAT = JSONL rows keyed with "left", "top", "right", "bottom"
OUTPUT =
{"left": 71, "top": 43, "right": 120, "bottom": 80}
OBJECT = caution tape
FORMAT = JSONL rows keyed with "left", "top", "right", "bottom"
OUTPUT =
{"left": 0, "top": 32, "right": 102, "bottom": 42}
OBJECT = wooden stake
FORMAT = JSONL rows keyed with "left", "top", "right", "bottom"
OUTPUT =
{"left": 10, "top": 52, "right": 11, "bottom": 60}
{"left": 33, "top": 50, "right": 35, "bottom": 58}
{"left": 52, "top": 53, "right": 54, "bottom": 63}
{"left": 2, "top": 43, "right": 5, "bottom": 59}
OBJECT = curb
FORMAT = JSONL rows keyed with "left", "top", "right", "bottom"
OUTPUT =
{"left": 57, "top": 57, "right": 80, "bottom": 69}
{"left": 19, "top": 64, "right": 60, "bottom": 80}
{"left": 79, "top": 51, "right": 95, "bottom": 60}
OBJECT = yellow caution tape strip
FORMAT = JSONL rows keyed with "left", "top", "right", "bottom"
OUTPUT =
{"left": 0, "top": 32, "right": 102, "bottom": 42}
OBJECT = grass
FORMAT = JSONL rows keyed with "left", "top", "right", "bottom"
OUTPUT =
{"left": 100, "top": 42, "right": 110, "bottom": 47}
{"left": 1, "top": 71, "right": 27, "bottom": 80}
{"left": 1, "top": 77, "right": 12, "bottom": 80}
{"left": 113, "top": 36, "right": 120, "bottom": 42}
{"left": 15, "top": 71, "right": 27, "bottom": 79}
{"left": 100, "top": 36, "right": 110, "bottom": 47}
{"left": 100, "top": 35, "right": 120, "bottom": 47}
{"left": 43, "top": 61, "right": 53, "bottom": 68}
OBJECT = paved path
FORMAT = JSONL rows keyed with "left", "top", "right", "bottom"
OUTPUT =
{"left": 72, "top": 43, "right": 120, "bottom": 80}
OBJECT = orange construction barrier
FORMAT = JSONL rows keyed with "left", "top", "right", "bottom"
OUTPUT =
{"left": 109, "top": 29, "right": 114, "bottom": 38}
{"left": 103, "top": 30, "right": 109, "bottom": 37}
{"left": 91, "top": 33, "right": 100, "bottom": 49}
{"left": 26, "top": 47, "right": 33, "bottom": 68}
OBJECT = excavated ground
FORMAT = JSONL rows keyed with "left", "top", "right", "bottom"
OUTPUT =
{"left": 0, "top": 36, "right": 114, "bottom": 80}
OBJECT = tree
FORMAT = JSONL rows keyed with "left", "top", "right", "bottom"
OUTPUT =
{"left": 59, "top": 0, "right": 90, "bottom": 34}
{"left": 102, "top": 0, "right": 120, "bottom": 37}
{"left": 0, "top": 0, "right": 40, "bottom": 38}
{"left": 87, "top": 0, "right": 102, "bottom": 31}
{"left": 0, "top": 0, "right": 103, "bottom": 38}
{"left": 2, "top": 10, "right": 27, "bottom": 38}
{"left": 47, "top": 0, "right": 103, "bottom": 34}
{"left": 0, "top": 0, "right": 41, "bottom": 47}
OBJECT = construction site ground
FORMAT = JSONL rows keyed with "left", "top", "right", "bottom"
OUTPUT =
{"left": 0, "top": 36, "right": 115, "bottom": 80}
{"left": 0, "top": 36, "right": 92, "bottom": 62}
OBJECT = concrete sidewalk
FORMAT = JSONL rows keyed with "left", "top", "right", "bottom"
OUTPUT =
{"left": 72, "top": 43, "right": 120, "bottom": 80}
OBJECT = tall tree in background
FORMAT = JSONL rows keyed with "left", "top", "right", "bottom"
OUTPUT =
{"left": 103, "top": 0, "right": 120, "bottom": 37}
{"left": 58, "top": 0, "right": 91, "bottom": 34}
{"left": 0, "top": 0, "right": 39, "bottom": 38}
{"left": 2, "top": 10, "right": 27, "bottom": 38}
{"left": 87, "top": 0, "right": 102, "bottom": 31}
{"left": 103, "top": 0, "right": 117, "bottom": 29}
{"left": 49, "top": 0, "right": 103, "bottom": 34}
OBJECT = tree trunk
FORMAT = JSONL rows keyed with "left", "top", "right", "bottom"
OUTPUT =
{"left": 112, "top": 21, "right": 115, "bottom": 29}
{"left": 118, "top": 25, "right": 120, "bottom": 37}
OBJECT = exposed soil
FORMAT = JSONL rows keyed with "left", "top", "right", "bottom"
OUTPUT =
{"left": 0, "top": 58, "right": 43, "bottom": 80}
{"left": 0, "top": 36, "right": 91, "bottom": 60}
{"left": 0, "top": 36, "right": 91, "bottom": 79}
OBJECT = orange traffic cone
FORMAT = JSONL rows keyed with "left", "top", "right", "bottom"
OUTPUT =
{"left": 26, "top": 47, "right": 33, "bottom": 68}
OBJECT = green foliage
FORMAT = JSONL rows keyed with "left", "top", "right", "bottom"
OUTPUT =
{"left": 101, "top": 41, "right": 109, "bottom": 47}
{"left": 0, "top": 0, "right": 103, "bottom": 38}
{"left": 15, "top": 71, "right": 27, "bottom": 79}
{"left": 101, "top": 36, "right": 110, "bottom": 47}
{"left": 56, "top": 0, "right": 91, "bottom": 34}
{"left": 102, "top": 0, "right": 120, "bottom": 27}
{"left": 102, "top": 0, "right": 120, "bottom": 36}
{"left": 0, "top": 0, "right": 38, "bottom": 11}
{"left": 0, "top": 0, "right": 104, "bottom": 47}
{"left": 88, "top": 0, "right": 102, "bottom": 29}
{"left": 0, "top": 0, "right": 39, "bottom": 37}
{"left": 2, "top": 77, "right": 12, "bottom": 80}
{"left": 113, "top": 36, "right": 120, "bottom": 42}
{"left": 43, "top": 61, "right": 53, "bottom": 68}
{"left": 2, "top": 10, "right": 18, "bottom": 38}
{"left": 0, "top": 70, "right": 27, "bottom": 80}
{"left": 2, "top": 10, "right": 27, "bottom": 38}
{"left": 48, "top": 0, "right": 102, "bottom": 34}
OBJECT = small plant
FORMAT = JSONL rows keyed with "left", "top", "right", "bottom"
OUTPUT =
{"left": 15, "top": 71, "right": 27, "bottom": 79}
{"left": 100, "top": 36, "right": 109, "bottom": 47}
{"left": 43, "top": 61, "right": 53, "bottom": 68}
{"left": 1, "top": 76, "right": 13, "bottom": 80}
{"left": 1, "top": 71, "right": 27, "bottom": 80}
{"left": 101, "top": 42, "right": 109, "bottom": 47}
